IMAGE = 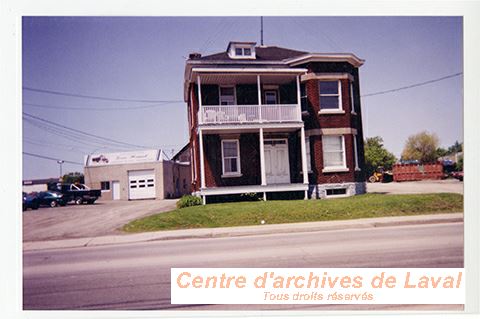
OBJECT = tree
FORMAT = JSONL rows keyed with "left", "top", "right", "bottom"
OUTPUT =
{"left": 456, "top": 155, "right": 463, "bottom": 171}
{"left": 435, "top": 147, "right": 448, "bottom": 158}
{"left": 447, "top": 141, "right": 463, "bottom": 154}
{"left": 401, "top": 131, "right": 439, "bottom": 164}
{"left": 364, "top": 136, "right": 397, "bottom": 178}
{"left": 62, "top": 172, "right": 84, "bottom": 184}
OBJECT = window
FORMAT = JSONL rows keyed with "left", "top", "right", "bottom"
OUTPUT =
{"left": 350, "top": 82, "right": 356, "bottom": 113}
{"left": 228, "top": 42, "right": 256, "bottom": 59}
{"left": 305, "top": 137, "right": 312, "bottom": 172}
{"left": 326, "top": 188, "right": 347, "bottom": 197}
{"left": 100, "top": 181, "right": 110, "bottom": 191}
{"left": 353, "top": 134, "right": 360, "bottom": 170}
{"left": 319, "top": 80, "right": 342, "bottom": 110}
{"left": 219, "top": 86, "right": 235, "bottom": 105}
{"left": 264, "top": 90, "right": 278, "bottom": 105}
{"left": 322, "top": 135, "right": 346, "bottom": 169}
{"left": 300, "top": 83, "right": 308, "bottom": 112}
{"left": 221, "top": 140, "right": 241, "bottom": 175}
{"left": 234, "top": 47, "right": 253, "bottom": 57}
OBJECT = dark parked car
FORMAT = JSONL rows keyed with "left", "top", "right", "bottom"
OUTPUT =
{"left": 451, "top": 171, "right": 464, "bottom": 181}
{"left": 22, "top": 192, "right": 39, "bottom": 211}
{"left": 36, "top": 191, "right": 67, "bottom": 207}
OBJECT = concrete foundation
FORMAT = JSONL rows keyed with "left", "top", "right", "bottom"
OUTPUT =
{"left": 309, "top": 182, "right": 366, "bottom": 199}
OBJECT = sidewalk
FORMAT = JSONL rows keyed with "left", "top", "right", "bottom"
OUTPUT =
{"left": 23, "top": 213, "right": 463, "bottom": 251}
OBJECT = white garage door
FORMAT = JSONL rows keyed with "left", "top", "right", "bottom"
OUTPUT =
{"left": 128, "top": 170, "right": 156, "bottom": 200}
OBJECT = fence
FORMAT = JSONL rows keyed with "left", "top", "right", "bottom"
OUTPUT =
{"left": 392, "top": 163, "right": 444, "bottom": 182}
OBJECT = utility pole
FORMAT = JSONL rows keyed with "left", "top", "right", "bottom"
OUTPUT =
{"left": 57, "top": 160, "right": 64, "bottom": 179}
{"left": 260, "top": 16, "right": 264, "bottom": 46}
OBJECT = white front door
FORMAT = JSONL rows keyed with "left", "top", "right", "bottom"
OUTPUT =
{"left": 264, "top": 139, "right": 290, "bottom": 184}
{"left": 112, "top": 181, "right": 120, "bottom": 200}
{"left": 128, "top": 170, "right": 156, "bottom": 200}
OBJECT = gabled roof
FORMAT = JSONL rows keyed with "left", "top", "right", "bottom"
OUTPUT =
{"left": 184, "top": 43, "right": 365, "bottom": 100}
{"left": 200, "top": 45, "right": 307, "bottom": 62}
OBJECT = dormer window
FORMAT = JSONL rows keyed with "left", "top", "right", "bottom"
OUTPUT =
{"left": 233, "top": 46, "right": 253, "bottom": 58}
{"left": 227, "top": 41, "right": 256, "bottom": 59}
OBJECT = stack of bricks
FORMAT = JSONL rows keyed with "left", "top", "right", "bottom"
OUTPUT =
{"left": 393, "top": 163, "right": 443, "bottom": 182}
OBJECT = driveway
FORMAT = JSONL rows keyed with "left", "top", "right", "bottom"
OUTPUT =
{"left": 367, "top": 179, "right": 463, "bottom": 195}
{"left": 23, "top": 199, "right": 177, "bottom": 242}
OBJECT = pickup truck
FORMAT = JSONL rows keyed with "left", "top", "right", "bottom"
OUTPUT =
{"left": 48, "top": 183, "right": 101, "bottom": 205}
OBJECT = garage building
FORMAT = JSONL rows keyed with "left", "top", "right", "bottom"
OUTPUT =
{"left": 84, "top": 149, "right": 190, "bottom": 200}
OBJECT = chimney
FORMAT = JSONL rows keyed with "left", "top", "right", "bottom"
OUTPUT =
{"left": 189, "top": 52, "right": 202, "bottom": 60}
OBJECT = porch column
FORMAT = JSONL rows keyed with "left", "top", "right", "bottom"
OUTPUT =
{"left": 199, "top": 129, "right": 206, "bottom": 189}
{"left": 259, "top": 128, "right": 266, "bottom": 186}
{"left": 300, "top": 126, "right": 309, "bottom": 200}
{"left": 197, "top": 75, "right": 203, "bottom": 124}
{"left": 257, "top": 75, "right": 262, "bottom": 122}
{"left": 296, "top": 75, "right": 302, "bottom": 120}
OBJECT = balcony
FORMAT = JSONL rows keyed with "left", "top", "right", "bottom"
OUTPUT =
{"left": 192, "top": 68, "right": 307, "bottom": 128}
{"left": 200, "top": 104, "right": 301, "bottom": 125}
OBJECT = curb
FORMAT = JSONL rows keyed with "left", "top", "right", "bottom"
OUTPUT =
{"left": 23, "top": 213, "right": 463, "bottom": 252}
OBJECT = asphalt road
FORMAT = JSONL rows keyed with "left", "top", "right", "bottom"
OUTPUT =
{"left": 23, "top": 222, "right": 464, "bottom": 311}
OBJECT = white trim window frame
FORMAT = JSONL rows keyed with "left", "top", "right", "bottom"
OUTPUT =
{"left": 350, "top": 81, "right": 356, "bottom": 114}
{"left": 322, "top": 135, "right": 347, "bottom": 172}
{"left": 353, "top": 134, "right": 360, "bottom": 171}
{"left": 319, "top": 80, "right": 343, "bottom": 112}
{"left": 305, "top": 136, "right": 312, "bottom": 172}
{"left": 221, "top": 139, "right": 241, "bottom": 177}
{"left": 219, "top": 86, "right": 236, "bottom": 105}
{"left": 233, "top": 46, "right": 254, "bottom": 58}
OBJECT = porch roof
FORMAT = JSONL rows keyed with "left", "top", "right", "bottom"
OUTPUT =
{"left": 190, "top": 67, "right": 307, "bottom": 85}
{"left": 199, "top": 122, "right": 303, "bottom": 134}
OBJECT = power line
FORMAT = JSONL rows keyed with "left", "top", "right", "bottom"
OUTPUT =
{"left": 23, "top": 152, "right": 83, "bottom": 166}
{"left": 23, "top": 115, "right": 186, "bottom": 151}
{"left": 292, "top": 18, "right": 341, "bottom": 52}
{"left": 198, "top": 18, "right": 229, "bottom": 53}
{"left": 23, "top": 139, "right": 91, "bottom": 153}
{"left": 23, "top": 112, "right": 152, "bottom": 149}
{"left": 23, "top": 117, "right": 134, "bottom": 150}
{"left": 199, "top": 18, "right": 240, "bottom": 54}
{"left": 23, "top": 86, "right": 183, "bottom": 104}
{"left": 361, "top": 72, "right": 463, "bottom": 98}
{"left": 23, "top": 101, "right": 182, "bottom": 111}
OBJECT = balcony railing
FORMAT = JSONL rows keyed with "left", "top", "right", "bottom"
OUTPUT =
{"left": 200, "top": 104, "right": 301, "bottom": 125}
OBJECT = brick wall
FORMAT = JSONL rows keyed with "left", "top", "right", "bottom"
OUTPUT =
{"left": 309, "top": 134, "right": 355, "bottom": 184}
{"left": 300, "top": 62, "right": 366, "bottom": 185}
{"left": 189, "top": 84, "right": 201, "bottom": 192}
{"left": 204, "top": 133, "right": 261, "bottom": 187}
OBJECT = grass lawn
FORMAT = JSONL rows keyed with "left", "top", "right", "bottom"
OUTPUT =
{"left": 122, "top": 193, "right": 463, "bottom": 233}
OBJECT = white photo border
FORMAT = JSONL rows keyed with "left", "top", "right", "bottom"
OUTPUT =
{"left": 1, "top": 0, "right": 478, "bottom": 318}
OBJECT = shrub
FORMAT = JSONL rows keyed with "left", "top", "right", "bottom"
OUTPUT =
{"left": 177, "top": 195, "right": 202, "bottom": 209}
{"left": 240, "top": 192, "right": 260, "bottom": 202}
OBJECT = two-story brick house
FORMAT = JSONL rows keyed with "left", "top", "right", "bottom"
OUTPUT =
{"left": 184, "top": 42, "right": 366, "bottom": 204}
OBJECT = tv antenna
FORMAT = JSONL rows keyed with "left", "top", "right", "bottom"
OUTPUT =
{"left": 260, "top": 17, "right": 264, "bottom": 46}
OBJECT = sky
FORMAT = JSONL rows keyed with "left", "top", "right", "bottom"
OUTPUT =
{"left": 22, "top": 16, "right": 463, "bottom": 180}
